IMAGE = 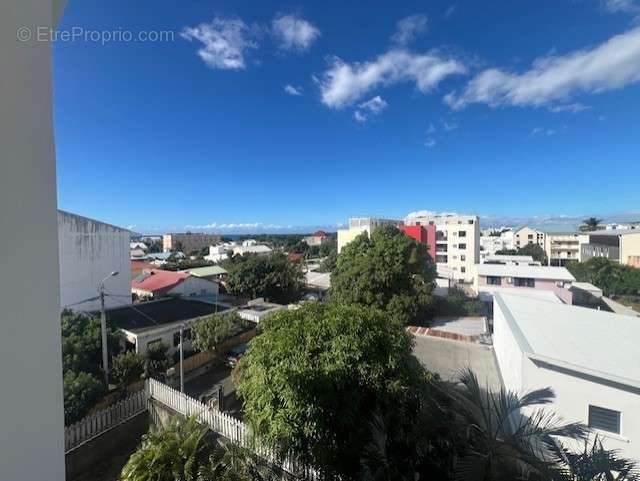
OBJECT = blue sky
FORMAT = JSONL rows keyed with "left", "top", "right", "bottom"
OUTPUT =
{"left": 54, "top": 0, "right": 640, "bottom": 233}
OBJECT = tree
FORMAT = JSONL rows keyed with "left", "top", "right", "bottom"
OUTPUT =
{"left": 121, "top": 415, "right": 209, "bottom": 481}
{"left": 63, "top": 370, "right": 106, "bottom": 425}
{"left": 517, "top": 243, "right": 548, "bottom": 265}
{"left": 580, "top": 217, "right": 603, "bottom": 232}
{"left": 331, "top": 225, "right": 436, "bottom": 324}
{"left": 317, "top": 249, "right": 337, "bottom": 273}
{"left": 197, "top": 440, "right": 282, "bottom": 481}
{"left": 558, "top": 437, "right": 639, "bottom": 480}
{"left": 112, "top": 351, "right": 145, "bottom": 388}
{"left": 236, "top": 302, "right": 431, "bottom": 479}
{"left": 440, "top": 369, "right": 587, "bottom": 481}
{"left": 192, "top": 312, "right": 251, "bottom": 352}
{"left": 144, "top": 341, "right": 170, "bottom": 380}
{"left": 224, "top": 252, "right": 304, "bottom": 304}
{"left": 567, "top": 257, "right": 640, "bottom": 297}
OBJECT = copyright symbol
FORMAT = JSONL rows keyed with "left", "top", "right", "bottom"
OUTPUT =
{"left": 17, "top": 27, "right": 32, "bottom": 42}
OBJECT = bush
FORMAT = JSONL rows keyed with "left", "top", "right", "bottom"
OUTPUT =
{"left": 433, "top": 288, "right": 485, "bottom": 317}
{"left": 112, "top": 351, "right": 145, "bottom": 387}
{"left": 144, "top": 341, "right": 170, "bottom": 380}
{"left": 63, "top": 371, "right": 106, "bottom": 425}
{"left": 192, "top": 312, "right": 251, "bottom": 352}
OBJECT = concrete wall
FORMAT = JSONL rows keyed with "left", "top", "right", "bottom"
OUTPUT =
{"left": 492, "top": 299, "right": 525, "bottom": 393}
{"left": 58, "top": 210, "right": 131, "bottom": 311}
{"left": 621, "top": 233, "right": 640, "bottom": 266}
{"left": 478, "top": 276, "right": 573, "bottom": 304}
{"left": 0, "top": 1, "right": 66, "bottom": 479}
{"left": 168, "top": 276, "right": 219, "bottom": 298}
{"left": 337, "top": 226, "right": 369, "bottom": 253}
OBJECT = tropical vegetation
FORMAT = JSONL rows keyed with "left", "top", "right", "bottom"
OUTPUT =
{"left": 567, "top": 257, "right": 640, "bottom": 297}
{"left": 192, "top": 311, "right": 252, "bottom": 352}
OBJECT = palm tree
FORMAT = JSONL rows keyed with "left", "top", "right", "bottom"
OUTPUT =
{"left": 580, "top": 218, "right": 603, "bottom": 232}
{"left": 121, "top": 415, "right": 209, "bottom": 481}
{"left": 197, "top": 439, "right": 283, "bottom": 481}
{"left": 555, "top": 437, "right": 639, "bottom": 481}
{"left": 441, "top": 369, "right": 587, "bottom": 481}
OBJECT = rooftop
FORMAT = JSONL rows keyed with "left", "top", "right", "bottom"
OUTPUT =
{"left": 106, "top": 298, "right": 228, "bottom": 333}
{"left": 181, "top": 265, "right": 228, "bottom": 277}
{"left": 495, "top": 292, "right": 640, "bottom": 389}
{"left": 484, "top": 254, "right": 535, "bottom": 263}
{"left": 476, "top": 263, "right": 575, "bottom": 281}
{"left": 132, "top": 269, "right": 189, "bottom": 292}
{"left": 305, "top": 271, "right": 331, "bottom": 290}
{"left": 584, "top": 229, "right": 640, "bottom": 236}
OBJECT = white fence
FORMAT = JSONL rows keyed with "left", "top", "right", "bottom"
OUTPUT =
{"left": 65, "top": 389, "right": 147, "bottom": 452}
{"left": 147, "top": 379, "right": 320, "bottom": 480}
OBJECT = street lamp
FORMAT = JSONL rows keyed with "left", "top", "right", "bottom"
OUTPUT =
{"left": 98, "top": 271, "right": 119, "bottom": 387}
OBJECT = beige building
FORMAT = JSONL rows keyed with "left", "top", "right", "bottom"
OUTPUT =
{"left": 405, "top": 213, "right": 480, "bottom": 282}
{"left": 544, "top": 233, "right": 580, "bottom": 266}
{"left": 337, "top": 217, "right": 402, "bottom": 253}
{"left": 163, "top": 232, "right": 221, "bottom": 254}
{"left": 578, "top": 229, "right": 640, "bottom": 266}
{"left": 514, "top": 226, "right": 545, "bottom": 249}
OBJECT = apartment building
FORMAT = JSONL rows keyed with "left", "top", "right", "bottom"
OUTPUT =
{"left": 545, "top": 233, "right": 580, "bottom": 266}
{"left": 162, "top": 232, "right": 221, "bottom": 254}
{"left": 578, "top": 229, "right": 640, "bottom": 266}
{"left": 514, "top": 226, "right": 545, "bottom": 249}
{"left": 480, "top": 229, "right": 515, "bottom": 262}
{"left": 405, "top": 213, "right": 480, "bottom": 282}
{"left": 337, "top": 217, "right": 402, "bottom": 253}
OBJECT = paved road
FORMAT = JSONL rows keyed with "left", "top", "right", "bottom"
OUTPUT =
{"left": 412, "top": 335, "right": 502, "bottom": 389}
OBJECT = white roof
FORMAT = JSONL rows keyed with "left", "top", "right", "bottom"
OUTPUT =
{"left": 484, "top": 254, "right": 535, "bottom": 263}
{"left": 233, "top": 245, "right": 272, "bottom": 255}
{"left": 305, "top": 271, "right": 331, "bottom": 290}
{"left": 476, "top": 263, "right": 575, "bottom": 281}
{"left": 478, "top": 287, "right": 563, "bottom": 303}
{"left": 495, "top": 292, "right": 640, "bottom": 389}
{"left": 571, "top": 282, "right": 603, "bottom": 297}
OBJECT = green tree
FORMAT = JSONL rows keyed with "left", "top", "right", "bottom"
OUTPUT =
{"left": 192, "top": 312, "right": 251, "bottom": 352}
{"left": 580, "top": 217, "right": 603, "bottom": 232}
{"left": 121, "top": 415, "right": 209, "bottom": 481}
{"left": 317, "top": 249, "right": 337, "bottom": 273}
{"left": 517, "top": 243, "right": 549, "bottom": 265}
{"left": 331, "top": 225, "right": 436, "bottom": 324}
{"left": 236, "top": 302, "right": 431, "bottom": 479}
{"left": 144, "top": 341, "right": 170, "bottom": 379}
{"left": 567, "top": 257, "right": 640, "bottom": 297}
{"left": 63, "top": 370, "right": 106, "bottom": 425}
{"left": 61, "top": 309, "right": 122, "bottom": 377}
{"left": 558, "top": 437, "right": 639, "bottom": 480}
{"left": 112, "top": 351, "right": 145, "bottom": 388}
{"left": 224, "top": 252, "right": 304, "bottom": 304}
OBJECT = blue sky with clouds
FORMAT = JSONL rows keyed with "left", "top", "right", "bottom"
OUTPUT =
{"left": 54, "top": 0, "right": 640, "bottom": 233}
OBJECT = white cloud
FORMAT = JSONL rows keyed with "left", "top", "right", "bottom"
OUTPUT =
{"left": 181, "top": 16, "right": 258, "bottom": 70}
{"left": 391, "top": 14, "right": 428, "bottom": 45}
{"left": 284, "top": 84, "right": 303, "bottom": 95}
{"left": 548, "top": 102, "right": 591, "bottom": 113}
{"left": 319, "top": 49, "right": 467, "bottom": 109}
{"left": 272, "top": 13, "right": 320, "bottom": 52}
{"left": 426, "top": 123, "right": 436, "bottom": 134}
{"left": 425, "top": 138, "right": 437, "bottom": 148}
{"left": 445, "top": 27, "right": 640, "bottom": 110}
{"left": 353, "top": 95, "right": 388, "bottom": 122}
{"left": 443, "top": 120, "right": 458, "bottom": 131}
{"left": 530, "top": 127, "right": 557, "bottom": 137}
{"left": 445, "top": 5, "right": 457, "bottom": 19}
{"left": 602, "top": 0, "right": 640, "bottom": 13}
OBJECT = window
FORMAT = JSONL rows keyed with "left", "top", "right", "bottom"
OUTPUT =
{"left": 461, "top": 255, "right": 466, "bottom": 261}
{"left": 514, "top": 277, "right": 535, "bottom": 287}
{"left": 458, "top": 243, "right": 467, "bottom": 250}
{"left": 589, "top": 405, "right": 621, "bottom": 434}
{"left": 461, "top": 267, "right": 466, "bottom": 273}
{"left": 528, "top": 234, "right": 533, "bottom": 239}
{"left": 487, "top": 276, "right": 502, "bottom": 285}
{"left": 459, "top": 231, "right": 467, "bottom": 237}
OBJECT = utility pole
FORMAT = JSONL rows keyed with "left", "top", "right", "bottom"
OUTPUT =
{"left": 98, "top": 271, "right": 119, "bottom": 388}
{"left": 179, "top": 323, "right": 185, "bottom": 393}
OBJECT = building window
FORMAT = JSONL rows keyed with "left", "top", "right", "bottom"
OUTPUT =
{"left": 487, "top": 276, "right": 502, "bottom": 285}
{"left": 461, "top": 267, "right": 466, "bottom": 273}
{"left": 459, "top": 243, "right": 467, "bottom": 250}
{"left": 514, "top": 277, "right": 535, "bottom": 287}
{"left": 459, "top": 231, "right": 467, "bottom": 237}
{"left": 461, "top": 255, "right": 466, "bottom": 261}
{"left": 528, "top": 234, "right": 533, "bottom": 239}
{"left": 589, "top": 405, "right": 621, "bottom": 434}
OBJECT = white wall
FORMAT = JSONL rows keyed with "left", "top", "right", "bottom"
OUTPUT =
{"left": 58, "top": 211, "right": 132, "bottom": 311}
{"left": 492, "top": 299, "right": 525, "bottom": 393}
{"left": 168, "top": 276, "right": 219, "bottom": 298}
{"left": 0, "top": 0, "right": 66, "bottom": 479}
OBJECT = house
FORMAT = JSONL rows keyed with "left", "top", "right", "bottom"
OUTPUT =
{"left": 232, "top": 244, "right": 272, "bottom": 257}
{"left": 303, "top": 230, "right": 330, "bottom": 246}
{"left": 578, "top": 229, "right": 640, "bottom": 266}
{"left": 130, "top": 241, "right": 147, "bottom": 251}
{"left": 163, "top": 232, "right": 221, "bottom": 254}
{"left": 205, "top": 245, "right": 230, "bottom": 263}
{"left": 58, "top": 210, "right": 131, "bottom": 311}
{"left": 106, "top": 297, "right": 230, "bottom": 354}
{"left": 514, "top": 226, "right": 546, "bottom": 249}
{"left": 130, "top": 248, "right": 147, "bottom": 260}
{"left": 473, "top": 263, "right": 575, "bottom": 304}
{"left": 180, "top": 265, "right": 228, "bottom": 282}
{"left": 147, "top": 251, "right": 185, "bottom": 266}
{"left": 131, "top": 259, "right": 157, "bottom": 279}
{"left": 236, "top": 298, "right": 286, "bottom": 323}
{"left": 131, "top": 269, "right": 218, "bottom": 300}
{"left": 493, "top": 292, "right": 640, "bottom": 460}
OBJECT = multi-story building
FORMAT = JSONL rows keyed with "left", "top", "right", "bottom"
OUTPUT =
{"left": 399, "top": 224, "right": 437, "bottom": 260}
{"left": 58, "top": 210, "right": 132, "bottom": 311}
{"left": 514, "top": 226, "right": 545, "bottom": 249}
{"left": 544, "top": 233, "right": 580, "bottom": 266}
{"left": 480, "top": 229, "right": 515, "bottom": 262}
{"left": 578, "top": 229, "right": 640, "bottom": 266}
{"left": 405, "top": 213, "right": 480, "bottom": 282}
{"left": 337, "top": 217, "right": 402, "bottom": 253}
{"left": 163, "top": 232, "right": 221, "bottom": 254}
{"left": 303, "top": 230, "right": 330, "bottom": 246}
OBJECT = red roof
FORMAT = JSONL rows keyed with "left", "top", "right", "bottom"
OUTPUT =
{"left": 313, "top": 230, "right": 327, "bottom": 237}
{"left": 132, "top": 269, "right": 189, "bottom": 294}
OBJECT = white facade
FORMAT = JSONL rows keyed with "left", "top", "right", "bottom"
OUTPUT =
{"left": 232, "top": 244, "right": 272, "bottom": 256}
{"left": 58, "top": 210, "right": 132, "bottom": 311}
{"left": 132, "top": 275, "right": 218, "bottom": 300}
{"left": 545, "top": 233, "right": 580, "bottom": 266}
{"left": 405, "top": 213, "right": 480, "bottom": 282}
{"left": 514, "top": 226, "right": 546, "bottom": 249}
{"left": 1, "top": 0, "right": 67, "bottom": 478}
{"left": 337, "top": 217, "right": 402, "bottom": 253}
{"left": 493, "top": 293, "right": 640, "bottom": 460}
{"left": 480, "top": 230, "right": 515, "bottom": 262}
{"left": 205, "top": 245, "right": 230, "bottom": 263}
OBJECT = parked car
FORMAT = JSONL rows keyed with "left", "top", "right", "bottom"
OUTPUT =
{"left": 225, "top": 343, "right": 248, "bottom": 368}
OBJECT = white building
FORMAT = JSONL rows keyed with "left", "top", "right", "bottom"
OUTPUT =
{"left": 232, "top": 244, "right": 273, "bottom": 257}
{"left": 578, "top": 229, "right": 640, "bottom": 267}
{"left": 405, "top": 212, "right": 480, "bottom": 283}
{"left": 58, "top": 210, "right": 131, "bottom": 311}
{"left": 544, "top": 233, "right": 580, "bottom": 267}
{"left": 514, "top": 226, "right": 546, "bottom": 249}
{"left": 337, "top": 217, "right": 402, "bottom": 253}
{"left": 480, "top": 229, "right": 515, "bottom": 262}
{"left": 205, "top": 245, "right": 230, "bottom": 263}
{"left": 1, "top": 0, "right": 67, "bottom": 478}
{"left": 483, "top": 254, "right": 536, "bottom": 265}
{"left": 237, "top": 298, "right": 286, "bottom": 323}
{"left": 131, "top": 269, "right": 218, "bottom": 301}
{"left": 493, "top": 293, "right": 640, "bottom": 460}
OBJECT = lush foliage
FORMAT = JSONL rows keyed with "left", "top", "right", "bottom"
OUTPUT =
{"left": 63, "top": 370, "right": 106, "bottom": 425}
{"left": 198, "top": 440, "right": 283, "bottom": 481}
{"left": 432, "top": 287, "right": 485, "bottom": 317}
{"left": 192, "top": 312, "right": 252, "bottom": 352}
{"left": 144, "top": 341, "right": 170, "bottom": 379}
{"left": 61, "top": 309, "right": 122, "bottom": 377}
{"left": 121, "top": 416, "right": 209, "bottom": 481}
{"left": 567, "top": 257, "right": 640, "bottom": 297}
{"left": 496, "top": 243, "right": 548, "bottom": 265}
{"left": 224, "top": 252, "right": 304, "bottom": 303}
{"left": 559, "top": 437, "right": 639, "bottom": 480}
{"left": 331, "top": 225, "right": 436, "bottom": 324}
{"left": 317, "top": 249, "right": 337, "bottom": 273}
{"left": 236, "top": 302, "right": 431, "bottom": 479}
{"left": 111, "top": 351, "right": 145, "bottom": 387}
{"left": 161, "top": 258, "right": 214, "bottom": 272}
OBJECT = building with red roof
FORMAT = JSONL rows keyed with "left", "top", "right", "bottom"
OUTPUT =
{"left": 131, "top": 269, "right": 218, "bottom": 300}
